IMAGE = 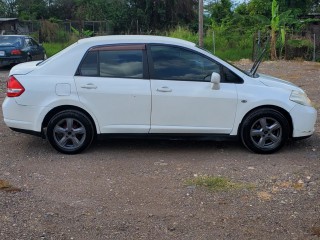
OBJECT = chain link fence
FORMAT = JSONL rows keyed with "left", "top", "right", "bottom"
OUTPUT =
{"left": 16, "top": 20, "right": 113, "bottom": 42}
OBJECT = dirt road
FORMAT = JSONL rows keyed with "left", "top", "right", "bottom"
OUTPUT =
{"left": 0, "top": 61, "right": 319, "bottom": 239}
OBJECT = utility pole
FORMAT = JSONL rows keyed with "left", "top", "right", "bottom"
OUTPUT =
{"left": 199, "top": 0, "right": 204, "bottom": 47}
{"left": 313, "top": 34, "right": 316, "bottom": 62}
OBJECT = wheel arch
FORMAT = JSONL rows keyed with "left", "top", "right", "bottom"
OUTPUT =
{"left": 237, "top": 105, "right": 293, "bottom": 138}
{"left": 42, "top": 105, "right": 97, "bottom": 135}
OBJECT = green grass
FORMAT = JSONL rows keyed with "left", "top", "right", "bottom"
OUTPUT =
{"left": 215, "top": 48, "right": 252, "bottom": 61}
{"left": 168, "top": 26, "right": 198, "bottom": 43}
{"left": 43, "top": 42, "right": 74, "bottom": 57}
{"left": 186, "top": 176, "right": 255, "bottom": 191}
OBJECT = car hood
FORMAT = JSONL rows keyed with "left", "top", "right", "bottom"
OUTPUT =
{"left": 258, "top": 73, "right": 302, "bottom": 92}
{"left": 10, "top": 61, "right": 42, "bottom": 75}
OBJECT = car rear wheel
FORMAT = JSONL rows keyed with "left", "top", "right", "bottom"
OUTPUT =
{"left": 240, "top": 108, "right": 290, "bottom": 154}
{"left": 47, "top": 110, "right": 94, "bottom": 154}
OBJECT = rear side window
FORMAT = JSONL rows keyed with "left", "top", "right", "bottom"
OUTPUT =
{"left": 26, "top": 38, "right": 38, "bottom": 47}
{"left": 99, "top": 50, "right": 143, "bottom": 78}
{"left": 78, "top": 47, "right": 143, "bottom": 79}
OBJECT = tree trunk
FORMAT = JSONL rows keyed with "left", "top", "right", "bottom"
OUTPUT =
{"left": 270, "top": 30, "right": 277, "bottom": 60}
{"left": 198, "top": 0, "right": 204, "bottom": 48}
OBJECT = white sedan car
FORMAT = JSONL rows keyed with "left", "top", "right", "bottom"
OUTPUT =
{"left": 2, "top": 35, "right": 317, "bottom": 154}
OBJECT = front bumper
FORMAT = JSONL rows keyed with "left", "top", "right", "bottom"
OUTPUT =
{"left": 290, "top": 104, "right": 317, "bottom": 137}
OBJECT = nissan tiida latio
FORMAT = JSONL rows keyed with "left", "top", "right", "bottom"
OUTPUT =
{"left": 2, "top": 35, "right": 317, "bottom": 154}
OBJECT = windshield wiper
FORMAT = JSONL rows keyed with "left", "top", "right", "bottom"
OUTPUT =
{"left": 249, "top": 37, "right": 270, "bottom": 77}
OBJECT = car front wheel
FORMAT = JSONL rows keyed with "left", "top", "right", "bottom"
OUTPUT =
{"left": 47, "top": 110, "right": 94, "bottom": 154}
{"left": 240, "top": 108, "right": 290, "bottom": 154}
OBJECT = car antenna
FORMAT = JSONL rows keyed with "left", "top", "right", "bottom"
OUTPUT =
{"left": 249, "top": 36, "right": 270, "bottom": 77}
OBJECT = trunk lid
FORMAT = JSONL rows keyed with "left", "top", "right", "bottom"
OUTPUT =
{"left": 9, "top": 61, "right": 41, "bottom": 75}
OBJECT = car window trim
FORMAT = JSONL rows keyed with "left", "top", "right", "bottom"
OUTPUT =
{"left": 89, "top": 44, "right": 146, "bottom": 52}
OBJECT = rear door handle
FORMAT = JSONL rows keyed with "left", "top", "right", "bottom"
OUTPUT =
{"left": 157, "top": 86, "right": 172, "bottom": 92}
{"left": 81, "top": 83, "right": 97, "bottom": 89}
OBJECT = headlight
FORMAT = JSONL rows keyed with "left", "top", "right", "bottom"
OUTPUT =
{"left": 290, "top": 90, "right": 312, "bottom": 106}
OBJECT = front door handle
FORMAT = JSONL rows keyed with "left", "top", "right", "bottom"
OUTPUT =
{"left": 157, "top": 86, "right": 172, "bottom": 92}
{"left": 81, "top": 83, "right": 97, "bottom": 89}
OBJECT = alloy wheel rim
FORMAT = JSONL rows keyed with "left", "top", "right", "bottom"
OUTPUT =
{"left": 250, "top": 117, "right": 282, "bottom": 149}
{"left": 53, "top": 118, "right": 86, "bottom": 150}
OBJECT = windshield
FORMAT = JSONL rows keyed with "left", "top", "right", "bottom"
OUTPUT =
{"left": 0, "top": 36, "right": 23, "bottom": 47}
{"left": 196, "top": 46, "right": 254, "bottom": 77}
{"left": 226, "top": 60, "right": 254, "bottom": 77}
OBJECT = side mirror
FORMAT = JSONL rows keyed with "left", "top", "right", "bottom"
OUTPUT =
{"left": 211, "top": 72, "right": 221, "bottom": 90}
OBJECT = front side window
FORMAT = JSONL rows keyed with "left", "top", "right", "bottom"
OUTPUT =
{"left": 150, "top": 45, "right": 220, "bottom": 82}
{"left": 30, "top": 38, "right": 39, "bottom": 46}
{"left": 78, "top": 48, "right": 143, "bottom": 79}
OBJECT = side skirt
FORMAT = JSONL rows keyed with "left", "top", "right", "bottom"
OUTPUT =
{"left": 97, "top": 133, "right": 239, "bottom": 142}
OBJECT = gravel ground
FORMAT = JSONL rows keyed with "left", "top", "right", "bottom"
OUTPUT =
{"left": 0, "top": 61, "right": 319, "bottom": 240}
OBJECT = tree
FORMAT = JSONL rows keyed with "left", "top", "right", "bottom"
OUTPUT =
{"left": 270, "top": 0, "right": 279, "bottom": 60}
{"left": 16, "top": 0, "right": 48, "bottom": 19}
{"left": 247, "top": 0, "right": 272, "bottom": 18}
{"left": 207, "top": 0, "right": 233, "bottom": 24}
{"left": 2, "top": 0, "right": 17, "bottom": 17}
{"left": 48, "top": 0, "right": 77, "bottom": 20}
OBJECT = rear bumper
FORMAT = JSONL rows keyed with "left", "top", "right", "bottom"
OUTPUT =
{"left": 2, "top": 97, "right": 48, "bottom": 132}
{"left": 10, "top": 127, "right": 43, "bottom": 137}
{"left": 0, "top": 56, "right": 25, "bottom": 65}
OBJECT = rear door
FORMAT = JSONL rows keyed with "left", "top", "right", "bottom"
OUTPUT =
{"left": 74, "top": 44, "right": 151, "bottom": 134}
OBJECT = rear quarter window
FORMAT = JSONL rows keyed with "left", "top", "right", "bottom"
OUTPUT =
{"left": 79, "top": 51, "right": 99, "bottom": 76}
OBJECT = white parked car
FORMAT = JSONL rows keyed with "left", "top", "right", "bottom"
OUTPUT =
{"left": 2, "top": 35, "right": 317, "bottom": 154}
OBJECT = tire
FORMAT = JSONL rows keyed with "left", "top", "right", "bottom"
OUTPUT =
{"left": 240, "top": 108, "right": 290, "bottom": 154}
{"left": 47, "top": 110, "right": 94, "bottom": 154}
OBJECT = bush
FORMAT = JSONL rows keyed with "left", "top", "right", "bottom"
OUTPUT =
{"left": 286, "top": 38, "right": 313, "bottom": 60}
{"left": 167, "top": 26, "right": 198, "bottom": 43}
{"left": 167, "top": 26, "right": 253, "bottom": 61}
{"left": 43, "top": 37, "right": 78, "bottom": 57}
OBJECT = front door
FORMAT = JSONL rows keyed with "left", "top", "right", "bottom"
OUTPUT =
{"left": 148, "top": 45, "right": 238, "bottom": 134}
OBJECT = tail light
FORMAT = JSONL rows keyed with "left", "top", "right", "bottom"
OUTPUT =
{"left": 11, "top": 49, "right": 22, "bottom": 55}
{"left": 7, "top": 76, "right": 25, "bottom": 97}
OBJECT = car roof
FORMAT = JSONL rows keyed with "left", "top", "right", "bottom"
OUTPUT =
{"left": 77, "top": 35, "right": 196, "bottom": 48}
